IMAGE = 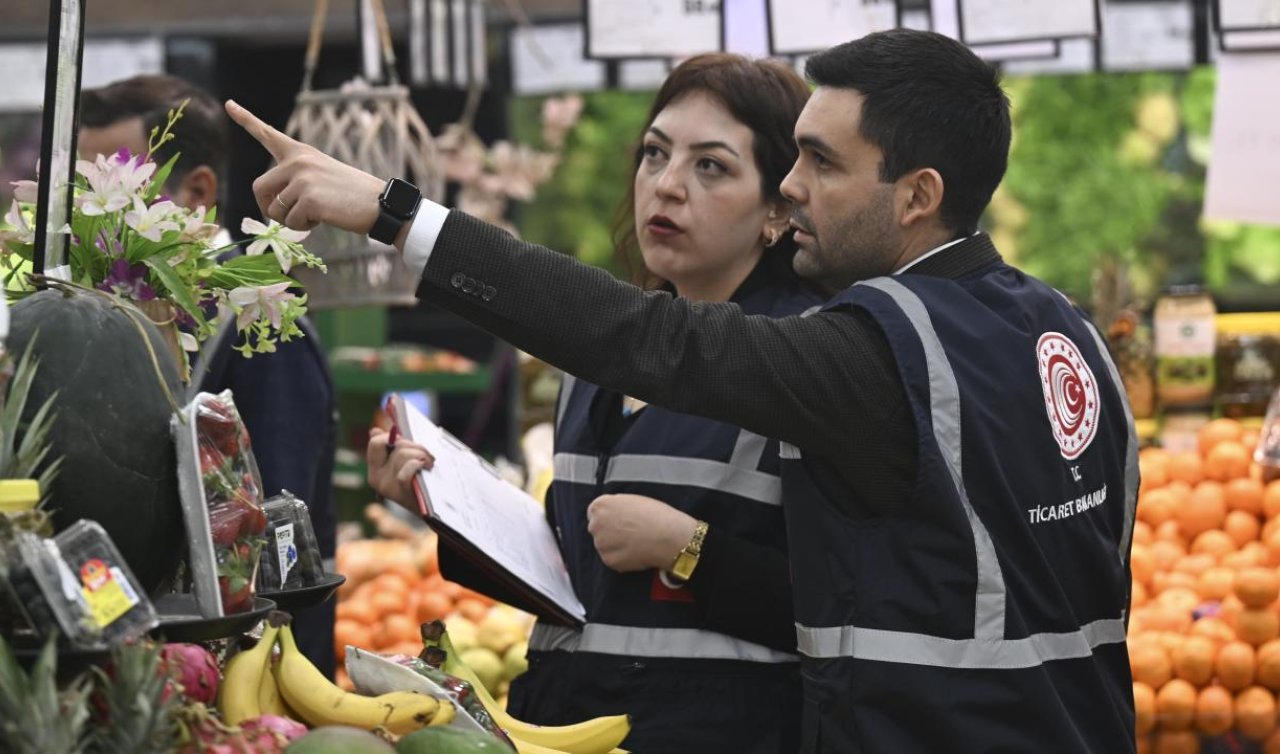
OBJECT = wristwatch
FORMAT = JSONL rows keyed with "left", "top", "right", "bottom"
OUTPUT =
{"left": 368, "top": 178, "right": 422, "bottom": 245}
{"left": 668, "top": 520, "right": 710, "bottom": 582}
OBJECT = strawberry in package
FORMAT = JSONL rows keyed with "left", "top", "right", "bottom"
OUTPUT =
{"left": 173, "top": 391, "right": 268, "bottom": 617}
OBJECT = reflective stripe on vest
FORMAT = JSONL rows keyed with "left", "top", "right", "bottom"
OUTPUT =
{"left": 529, "top": 622, "right": 797, "bottom": 663}
{"left": 794, "top": 617, "right": 1127, "bottom": 669}
{"left": 556, "top": 373, "right": 578, "bottom": 429}
{"left": 552, "top": 443, "right": 784, "bottom": 507}
{"left": 794, "top": 277, "right": 1133, "bottom": 668}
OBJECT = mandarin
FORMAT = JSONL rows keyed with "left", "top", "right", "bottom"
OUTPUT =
{"left": 1216, "top": 640, "right": 1257, "bottom": 691}
{"left": 1236, "top": 685, "right": 1278, "bottom": 740}
{"left": 1181, "top": 483, "right": 1228, "bottom": 541}
{"left": 1140, "top": 452, "right": 1170, "bottom": 490}
{"left": 1238, "top": 609, "right": 1280, "bottom": 647}
{"left": 1152, "top": 540, "right": 1189, "bottom": 571}
{"left": 1194, "top": 684, "right": 1235, "bottom": 736}
{"left": 1139, "top": 489, "right": 1178, "bottom": 528}
{"left": 1226, "top": 478, "right": 1267, "bottom": 516}
{"left": 1206, "top": 441, "right": 1252, "bottom": 483}
{"left": 1172, "top": 635, "right": 1217, "bottom": 686}
{"left": 1190, "top": 617, "right": 1237, "bottom": 647}
{"left": 1257, "top": 639, "right": 1280, "bottom": 690}
{"left": 1155, "top": 520, "right": 1185, "bottom": 545}
{"left": 1131, "top": 580, "right": 1150, "bottom": 608}
{"left": 333, "top": 619, "right": 374, "bottom": 662}
{"left": 1155, "top": 678, "right": 1198, "bottom": 730}
{"left": 1168, "top": 453, "right": 1205, "bottom": 486}
{"left": 1199, "top": 418, "right": 1244, "bottom": 456}
{"left": 1236, "top": 567, "right": 1280, "bottom": 608}
{"left": 1191, "top": 529, "right": 1235, "bottom": 560}
{"left": 1131, "top": 545, "right": 1156, "bottom": 586}
{"left": 1131, "top": 640, "right": 1175, "bottom": 688}
{"left": 1198, "top": 567, "right": 1237, "bottom": 602}
{"left": 1225, "top": 510, "right": 1264, "bottom": 548}
{"left": 1153, "top": 730, "right": 1199, "bottom": 754}
{"left": 1173, "top": 552, "right": 1217, "bottom": 576}
{"left": 370, "top": 590, "right": 406, "bottom": 618}
{"left": 416, "top": 591, "right": 453, "bottom": 624}
{"left": 1266, "top": 482, "right": 1280, "bottom": 520}
{"left": 1222, "top": 595, "right": 1247, "bottom": 630}
{"left": 1134, "top": 681, "right": 1157, "bottom": 735}
{"left": 1133, "top": 520, "right": 1154, "bottom": 546}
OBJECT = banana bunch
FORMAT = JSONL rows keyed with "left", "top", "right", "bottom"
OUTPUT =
{"left": 218, "top": 611, "right": 289, "bottom": 726}
{"left": 275, "top": 622, "right": 454, "bottom": 734}
{"left": 422, "top": 622, "right": 630, "bottom": 754}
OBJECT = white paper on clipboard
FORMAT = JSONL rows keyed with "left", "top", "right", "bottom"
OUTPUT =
{"left": 389, "top": 395, "right": 585, "bottom": 625}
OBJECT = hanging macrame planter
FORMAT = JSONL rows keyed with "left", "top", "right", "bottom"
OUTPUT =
{"left": 284, "top": 0, "right": 446, "bottom": 309}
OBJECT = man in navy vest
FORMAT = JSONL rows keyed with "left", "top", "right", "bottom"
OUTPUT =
{"left": 232, "top": 28, "right": 1138, "bottom": 753}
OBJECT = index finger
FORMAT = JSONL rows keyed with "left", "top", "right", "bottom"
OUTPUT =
{"left": 225, "top": 99, "right": 294, "bottom": 161}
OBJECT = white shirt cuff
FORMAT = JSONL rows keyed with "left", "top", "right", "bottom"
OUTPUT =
{"left": 401, "top": 199, "right": 451, "bottom": 277}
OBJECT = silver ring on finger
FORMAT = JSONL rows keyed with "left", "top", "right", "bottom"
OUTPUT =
{"left": 273, "top": 194, "right": 290, "bottom": 213}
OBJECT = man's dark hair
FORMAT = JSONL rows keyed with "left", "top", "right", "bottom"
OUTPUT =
{"left": 80, "top": 74, "right": 228, "bottom": 187}
{"left": 805, "top": 29, "right": 1011, "bottom": 236}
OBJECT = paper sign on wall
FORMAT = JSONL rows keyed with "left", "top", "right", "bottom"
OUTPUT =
{"left": 1218, "top": 0, "right": 1280, "bottom": 30}
{"left": 510, "top": 23, "right": 606, "bottom": 96}
{"left": 931, "top": 0, "right": 1061, "bottom": 61}
{"left": 959, "top": 0, "right": 1098, "bottom": 45}
{"left": 1102, "top": 1, "right": 1195, "bottom": 72}
{"left": 767, "top": 0, "right": 897, "bottom": 55}
{"left": 1203, "top": 53, "right": 1280, "bottom": 227}
{"left": 586, "top": 0, "right": 722, "bottom": 59}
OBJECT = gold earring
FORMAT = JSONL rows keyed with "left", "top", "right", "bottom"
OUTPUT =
{"left": 765, "top": 229, "right": 781, "bottom": 248}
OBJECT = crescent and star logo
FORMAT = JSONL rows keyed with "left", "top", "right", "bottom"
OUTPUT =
{"left": 1036, "top": 332, "right": 1101, "bottom": 461}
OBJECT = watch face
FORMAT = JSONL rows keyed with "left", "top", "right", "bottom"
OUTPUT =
{"left": 381, "top": 179, "right": 421, "bottom": 219}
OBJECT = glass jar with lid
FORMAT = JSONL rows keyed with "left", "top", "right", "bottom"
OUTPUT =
{"left": 1154, "top": 285, "right": 1217, "bottom": 409}
{"left": 1215, "top": 312, "right": 1280, "bottom": 419}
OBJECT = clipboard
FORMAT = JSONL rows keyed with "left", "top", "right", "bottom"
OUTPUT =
{"left": 385, "top": 394, "right": 585, "bottom": 627}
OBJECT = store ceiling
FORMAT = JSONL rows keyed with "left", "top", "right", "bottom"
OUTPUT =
{"left": 1, "top": 0, "right": 583, "bottom": 41}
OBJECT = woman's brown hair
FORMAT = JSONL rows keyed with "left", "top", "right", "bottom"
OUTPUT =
{"left": 611, "top": 54, "right": 811, "bottom": 287}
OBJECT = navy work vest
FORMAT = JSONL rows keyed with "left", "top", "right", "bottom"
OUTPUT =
{"left": 784, "top": 265, "right": 1138, "bottom": 753}
{"left": 530, "top": 270, "right": 822, "bottom": 665}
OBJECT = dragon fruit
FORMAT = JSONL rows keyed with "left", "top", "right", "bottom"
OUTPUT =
{"left": 161, "top": 643, "right": 222, "bottom": 705}
{"left": 239, "top": 715, "right": 307, "bottom": 749}
{"left": 175, "top": 706, "right": 303, "bottom": 753}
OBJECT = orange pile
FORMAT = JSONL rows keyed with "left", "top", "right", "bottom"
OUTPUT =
{"left": 1131, "top": 418, "right": 1280, "bottom": 753}
{"left": 332, "top": 534, "right": 497, "bottom": 689}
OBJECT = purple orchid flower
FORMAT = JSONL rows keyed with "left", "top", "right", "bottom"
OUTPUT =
{"left": 97, "top": 258, "right": 157, "bottom": 301}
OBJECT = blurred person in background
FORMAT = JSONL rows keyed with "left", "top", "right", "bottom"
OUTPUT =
{"left": 80, "top": 74, "right": 340, "bottom": 678}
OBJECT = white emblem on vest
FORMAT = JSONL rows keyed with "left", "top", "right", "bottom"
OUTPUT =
{"left": 1036, "top": 332, "right": 1101, "bottom": 460}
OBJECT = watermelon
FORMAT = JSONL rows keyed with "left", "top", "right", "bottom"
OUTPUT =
{"left": 7, "top": 288, "right": 185, "bottom": 594}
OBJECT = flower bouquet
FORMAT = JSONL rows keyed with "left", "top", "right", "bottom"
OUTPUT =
{"left": 0, "top": 102, "right": 325, "bottom": 370}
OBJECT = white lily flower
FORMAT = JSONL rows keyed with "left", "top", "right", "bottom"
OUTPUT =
{"left": 76, "top": 152, "right": 155, "bottom": 216}
{"left": 177, "top": 205, "right": 220, "bottom": 243}
{"left": 0, "top": 200, "right": 35, "bottom": 245}
{"left": 11, "top": 180, "right": 38, "bottom": 203}
{"left": 241, "top": 218, "right": 310, "bottom": 273}
{"left": 180, "top": 331, "right": 200, "bottom": 352}
{"left": 124, "top": 197, "right": 180, "bottom": 242}
{"left": 228, "top": 281, "right": 295, "bottom": 331}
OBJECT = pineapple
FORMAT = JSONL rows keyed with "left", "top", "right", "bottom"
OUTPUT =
{"left": 0, "top": 338, "right": 62, "bottom": 501}
{"left": 0, "top": 633, "right": 91, "bottom": 753}
{"left": 88, "top": 640, "right": 181, "bottom": 753}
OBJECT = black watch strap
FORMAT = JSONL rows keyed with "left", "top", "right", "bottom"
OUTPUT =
{"left": 369, "top": 178, "right": 422, "bottom": 245}
{"left": 368, "top": 209, "right": 403, "bottom": 245}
